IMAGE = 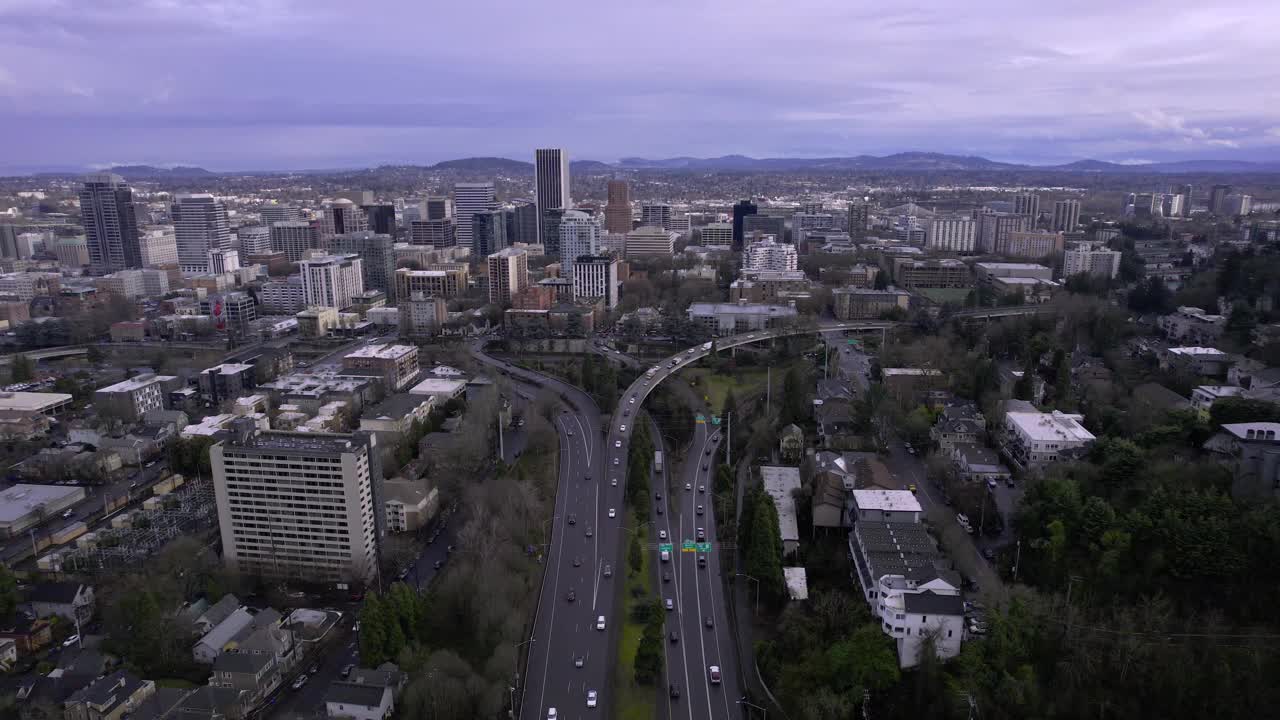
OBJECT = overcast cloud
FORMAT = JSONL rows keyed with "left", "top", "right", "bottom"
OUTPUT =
{"left": 1, "top": 0, "right": 1277, "bottom": 171}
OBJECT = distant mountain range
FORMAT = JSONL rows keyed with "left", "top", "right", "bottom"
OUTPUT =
{"left": 13, "top": 153, "right": 1280, "bottom": 178}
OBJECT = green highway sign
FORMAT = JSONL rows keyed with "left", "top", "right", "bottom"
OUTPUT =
{"left": 681, "top": 540, "right": 696, "bottom": 551}
{"left": 847, "top": 339, "right": 859, "bottom": 345}
{"left": 710, "top": 416, "right": 721, "bottom": 426}
{"left": 696, "top": 542, "right": 712, "bottom": 552}
{"left": 659, "top": 543, "right": 673, "bottom": 553}
{"left": 695, "top": 414, "right": 706, "bottom": 424}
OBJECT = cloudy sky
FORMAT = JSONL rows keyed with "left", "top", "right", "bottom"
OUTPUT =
{"left": 1, "top": 0, "right": 1278, "bottom": 172}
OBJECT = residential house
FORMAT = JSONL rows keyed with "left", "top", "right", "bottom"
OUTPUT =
{"left": 171, "top": 685, "right": 253, "bottom": 720}
{"left": 193, "top": 608, "right": 254, "bottom": 663}
{"left": 1156, "top": 307, "right": 1225, "bottom": 345}
{"left": 323, "top": 665, "right": 405, "bottom": 720}
{"left": 851, "top": 489, "right": 922, "bottom": 524}
{"left": 210, "top": 651, "right": 279, "bottom": 706}
{"left": 192, "top": 594, "right": 241, "bottom": 636}
{"left": 0, "top": 638, "right": 16, "bottom": 672}
{"left": 218, "top": 609, "right": 296, "bottom": 672}
{"left": 779, "top": 424, "right": 804, "bottom": 464}
{"left": 0, "top": 617, "right": 52, "bottom": 655}
{"left": 23, "top": 582, "right": 95, "bottom": 625}
{"left": 930, "top": 402, "right": 985, "bottom": 451}
{"left": 1159, "top": 346, "right": 1233, "bottom": 378}
{"left": 812, "top": 471, "right": 850, "bottom": 530}
{"left": 950, "top": 444, "right": 1011, "bottom": 484}
{"left": 1190, "top": 386, "right": 1244, "bottom": 416}
{"left": 760, "top": 466, "right": 801, "bottom": 556}
{"left": 1131, "top": 383, "right": 1191, "bottom": 417}
{"left": 1204, "top": 422, "right": 1280, "bottom": 500}
{"left": 63, "top": 671, "right": 156, "bottom": 720}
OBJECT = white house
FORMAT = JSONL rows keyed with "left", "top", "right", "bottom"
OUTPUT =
{"left": 1003, "top": 409, "right": 1095, "bottom": 470}
{"left": 193, "top": 608, "right": 254, "bottom": 663}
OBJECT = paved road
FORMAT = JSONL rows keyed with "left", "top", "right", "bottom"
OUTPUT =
{"left": 471, "top": 347, "right": 616, "bottom": 720}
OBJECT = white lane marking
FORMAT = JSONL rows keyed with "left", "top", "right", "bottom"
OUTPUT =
{"left": 532, "top": 417, "right": 575, "bottom": 718}
{"left": 592, "top": 479, "right": 601, "bottom": 611}
{"left": 574, "top": 414, "right": 590, "bottom": 465}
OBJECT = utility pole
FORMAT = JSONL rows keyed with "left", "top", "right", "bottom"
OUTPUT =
{"left": 1065, "top": 574, "right": 1082, "bottom": 643}
{"left": 725, "top": 411, "right": 731, "bottom": 467}
{"left": 766, "top": 366, "right": 771, "bottom": 417}
{"left": 1012, "top": 540, "right": 1021, "bottom": 582}
{"left": 497, "top": 411, "right": 505, "bottom": 462}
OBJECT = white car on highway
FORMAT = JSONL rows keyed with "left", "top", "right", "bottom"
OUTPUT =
{"left": 596, "top": 615, "right": 606, "bottom": 630}
{"left": 608, "top": 508, "right": 616, "bottom": 518}
{"left": 586, "top": 690, "right": 597, "bottom": 708}
{"left": 615, "top": 440, "right": 622, "bottom": 448}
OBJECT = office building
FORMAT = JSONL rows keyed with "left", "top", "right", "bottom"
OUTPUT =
{"left": 329, "top": 232, "right": 396, "bottom": 302}
{"left": 832, "top": 288, "right": 911, "bottom": 320}
{"left": 1209, "top": 184, "right": 1233, "bottom": 215}
{"left": 299, "top": 254, "right": 365, "bottom": 310}
{"left": 625, "top": 226, "right": 677, "bottom": 258}
{"left": 508, "top": 200, "right": 539, "bottom": 246}
{"left": 343, "top": 344, "right": 420, "bottom": 391}
{"left": 640, "top": 204, "right": 672, "bottom": 230}
{"left": 363, "top": 203, "right": 396, "bottom": 236}
{"left": 94, "top": 374, "right": 172, "bottom": 422}
{"left": 1013, "top": 193, "right": 1040, "bottom": 222}
{"left": 401, "top": 293, "right": 448, "bottom": 336}
{"left": 211, "top": 423, "right": 379, "bottom": 583}
{"left": 732, "top": 199, "right": 758, "bottom": 248}
{"left": 743, "top": 236, "right": 798, "bottom": 272}
{"left": 0, "top": 272, "right": 59, "bottom": 301}
{"left": 172, "top": 194, "right": 232, "bottom": 274}
{"left": 261, "top": 276, "right": 306, "bottom": 313}
{"left": 138, "top": 227, "right": 179, "bottom": 267}
{"left": 394, "top": 266, "right": 468, "bottom": 300}
{"left": 572, "top": 255, "right": 619, "bottom": 308}
{"left": 270, "top": 221, "right": 318, "bottom": 263}
{"left": 202, "top": 291, "right": 257, "bottom": 334}
{"left": 1052, "top": 199, "right": 1081, "bottom": 233}
{"left": 1132, "top": 193, "right": 1157, "bottom": 218}
{"left": 1000, "top": 231, "right": 1064, "bottom": 259}
{"left": 55, "top": 236, "right": 91, "bottom": 268}
{"left": 924, "top": 217, "right": 976, "bottom": 253}
{"left": 236, "top": 225, "right": 272, "bottom": 256}
{"left": 208, "top": 248, "right": 240, "bottom": 275}
{"left": 1223, "top": 194, "right": 1253, "bottom": 216}
{"left": 424, "top": 196, "right": 451, "bottom": 221}
{"left": 94, "top": 268, "right": 169, "bottom": 300}
{"left": 319, "top": 199, "right": 368, "bottom": 239}
{"left": 699, "top": 223, "right": 733, "bottom": 247}
{"left": 974, "top": 262, "right": 1054, "bottom": 283}
{"left": 487, "top": 247, "right": 529, "bottom": 305}
{"left": 453, "top": 182, "right": 496, "bottom": 251}
{"left": 535, "top": 148, "right": 571, "bottom": 246}
{"left": 540, "top": 208, "right": 565, "bottom": 257}
{"left": 1173, "top": 184, "right": 1193, "bottom": 217}
{"left": 79, "top": 173, "right": 142, "bottom": 273}
{"left": 409, "top": 219, "right": 456, "bottom": 248}
{"left": 687, "top": 302, "right": 798, "bottom": 335}
{"left": 1160, "top": 193, "right": 1183, "bottom": 218}
{"left": 559, "top": 210, "right": 600, "bottom": 280}
{"left": 1063, "top": 245, "right": 1121, "bottom": 279}
{"left": 259, "top": 205, "right": 300, "bottom": 225}
{"left": 848, "top": 202, "right": 870, "bottom": 239}
{"left": 894, "top": 259, "right": 972, "bottom": 289}
{"left": 742, "top": 214, "right": 786, "bottom": 244}
{"left": 605, "top": 180, "right": 632, "bottom": 233}
{"left": 729, "top": 270, "right": 812, "bottom": 304}
{"left": 471, "top": 209, "right": 507, "bottom": 258}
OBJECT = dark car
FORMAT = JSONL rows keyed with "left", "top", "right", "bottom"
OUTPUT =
{"left": 656, "top": 505, "right": 663, "bottom": 515}
{"left": 340, "top": 664, "right": 354, "bottom": 679}
{"left": 573, "top": 557, "right": 582, "bottom": 567}
{"left": 669, "top": 684, "right": 681, "bottom": 699}
{"left": 669, "top": 630, "right": 679, "bottom": 643}
{"left": 982, "top": 548, "right": 996, "bottom": 561}
{"left": 698, "top": 555, "right": 707, "bottom": 568}
{"left": 567, "top": 514, "right": 577, "bottom": 525}
{"left": 702, "top": 463, "right": 709, "bottom": 471}
{"left": 566, "top": 589, "right": 576, "bottom": 602}
{"left": 433, "top": 560, "right": 443, "bottom": 570}
{"left": 704, "top": 616, "right": 713, "bottom": 629}
{"left": 662, "top": 571, "right": 671, "bottom": 583}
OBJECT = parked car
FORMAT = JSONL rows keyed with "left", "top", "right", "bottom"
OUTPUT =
{"left": 291, "top": 675, "right": 308, "bottom": 691}
{"left": 341, "top": 664, "right": 354, "bottom": 678}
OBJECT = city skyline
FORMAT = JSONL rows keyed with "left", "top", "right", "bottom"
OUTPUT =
{"left": 1, "top": 1, "right": 1278, "bottom": 172}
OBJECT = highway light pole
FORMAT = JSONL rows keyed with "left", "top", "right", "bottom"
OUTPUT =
{"left": 736, "top": 573, "right": 760, "bottom": 615}
{"left": 511, "top": 637, "right": 535, "bottom": 717}
{"left": 738, "top": 698, "right": 768, "bottom": 720}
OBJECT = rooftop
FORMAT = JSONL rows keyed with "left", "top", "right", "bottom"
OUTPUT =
{"left": 96, "top": 374, "right": 175, "bottom": 393}
{"left": 783, "top": 567, "right": 809, "bottom": 601}
{"left": 362, "top": 393, "right": 433, "bottom": 421}
{"left": 0, "top": 391, "right": 73, "bottom": 412}
{"left": 688, "top": 302, "right": 798, "bottom": 317}
{"left": 1006, "top": 410, "right": 1095, "bottom": 443}
{"left": 975, "top": 262, "right": 1051, "bottom": 271}
{"left": 1167, "top": 346, "right": 1230, "bottom": 357}
{"left": 760, "top": 466, "right": 801, "bottom": 543}
{"left": 0, "top": 485, "right": 84, "bottom": 524}
{"left": 345, "top": 343, "right": 417, "bottom": 361}
{"left": 852, "top": 489, "right": 922, "bottom": 513}
{"left": 408, "top": 378, "right": 467, "bottom": 396}
{"left": 882, "top": 368, "right": 943, "bottom": 377}
{"left": 227, "top": 429, "right": 362, "bottom": 455}
{"left": 204, "top": 362, "right": 254, "bottom": 376}
{"left": 1221, "top": 422, "right": 1280, "bottom": 441}
{"left": 324, "top": 682, "right": 389, "bottom": 708}
{"left": 902, "top": 590, "right": 965, "bottom": 616}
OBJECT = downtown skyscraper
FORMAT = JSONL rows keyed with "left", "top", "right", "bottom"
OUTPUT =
{"left": 172, "top": 193, "right": 232, "bottom": 274}
{"left": 605, "top": 180, "right": 633, "bottom": 234}
{"left": 454, "top": 182, "right": 496, "bottom": 251}
{"left": 79, "top": 173, "right": 142, "bottom": 274}
{"left": 535, "top": 148, "right": 571, "bottom": 249}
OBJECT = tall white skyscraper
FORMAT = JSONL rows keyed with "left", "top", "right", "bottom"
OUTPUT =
{"left": 299, "top": 253, "right": 364, "bottom": 310}
{"left": 172, "top": 194, "right": 232, "bottom": 274}
{"left": 924, "top": 217, "right": 977, "bottom": 253}
{"left": 572, "top": 255, "right": 619, "bottom": 309}
{"left": 454, "top": 182, "right": 496, "bottom": 250}
{"left": 487, "top": 247, "right": 529, "bottom": 305}
{"left": 559, "top": 210, "right": 600, "bottom": 281}
{"left": 211, "top": 422, "right": 379, "bottom": 583}
{"left": 535, "top": 148, "right": 571, "bottom": 245}
{"left": 236, "top": 225, "right": 272, "bottom": 256}
{"left": 1052, "top": 199, "right": 1081, "bottom": 233}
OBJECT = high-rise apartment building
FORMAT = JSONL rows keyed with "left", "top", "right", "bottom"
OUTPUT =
{"left": 1173, "top": 184, "right": 1193, "bottom": 217}
{"left": 394, "top": 266, "right": 468, "bottom": 299}
{"left": 471, "top": 209, "right": 507, "bottom": 258}
{"left": 259, "top": 204, "right": 301, "bottom": 225}
{"left": 559, "top": 210, "right": 600, "bottom": 280}
{"left": 319, "top": 199, "right": 368, "bottom": 239}
{"left": 487, "top": 247, "right": 529, "bottom": 305}
{"left": 848, "top": 202, "right": 870, "bottom": 239}
{"left": 409, "top": 219, "right": 456, "bottom": 248}
{"left": 299, "top": 254, "right": 364, "bottom": 309}
{"left": 171, "top": 194, "right": 232, "bottom": 274}
{"left": 329, "top": 232, "right": 396, "bottom": 302}
{"left": 605, "top": 180, "right": 632, "bottom": 234}
{"left": 1223, "top": 194, "right": 1253, "bottom": 216}
{"left": 572, "top": 255, "right": 619, "bottom": 308}
{"left": 1132, "top": 193, "right": 1156, "bottom": 219}
{"left": 1063, "top": 245, "right": 1121, "bottom": 279}
{"left": 640, "top": 204, "right": 673, "bottom": 230}
{"left": 211, "top": 423, "right": 380, "bottom": 583}
{"left": 454, "top": 182, "right": 496, "bottom": 250}
{"left": 744, "top": 236, "right": 799, "bottom": 272}
{"left": 699, "top": 223, "right": 734, "bottom": 247}
{"left": 270, "top": 221, "right": 318, "bottom": 262}
{"left": 236, "top": 225, "right": 272, "bottom": 256}
{"left": 535, "top": 148, "right": 571, "bottom": 245}
{"left": 625, "top": 227, "right": 677, "bottom": 258}
{"left": 139, "top": 227, "right": 179, "bottom": 267}
{"left": 79, "top": 173, "right": 142, "bottom": 273}
{"left": 1209, "top": 184, "right": 1233, "bottom": 215}
{"left": 1052, "top": 199, "right": 1081, "bottom": 233}
{"left": 732, "top": 199, "right": 758, "bottom": 249}
{"left": 55, "top": 236, "right": 91, "bottom": 268}
{"left": 1013, "top": 193, "right": 1040, "bottom": 222}
{"left": 924, "top": 216, "right": 977, "bottom": 253}
{"left": 977, "top": 212, "right": 1031, "bottom": 253}
{"left": 1001, "top": 231, "right": 1065, "bottom": 259}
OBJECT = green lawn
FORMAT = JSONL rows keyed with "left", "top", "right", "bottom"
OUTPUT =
{"left": 916, "top": 287, "right": 972, "bottom": 305}
{"left": 155, "top": 678, "right": 199, "bottom": 689}
{"left": 684, "top": 368, "right": 770, "bottom": 414}
{"left": 613, "top": 525, "right": 656, "bottom": 720}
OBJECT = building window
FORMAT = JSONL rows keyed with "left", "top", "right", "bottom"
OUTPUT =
{"left": 947, "top": 630, "right": 953, "bottom": 638}
{"left": 922, "top": 615, "right": 927, "bottom": 622}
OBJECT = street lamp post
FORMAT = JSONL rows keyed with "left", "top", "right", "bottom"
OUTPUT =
{"left": 738, "top": 697, "right": 768, "bottom": 720}
{"left": 736, "top": 573, "right": 760, "bottom": 615}
{"left": 511, "top": 637, "right": 535, "bottom": 718}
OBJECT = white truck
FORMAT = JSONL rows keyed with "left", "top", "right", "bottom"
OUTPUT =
{"left": 660, "top": 550, "right": 671, "bottom": 562}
